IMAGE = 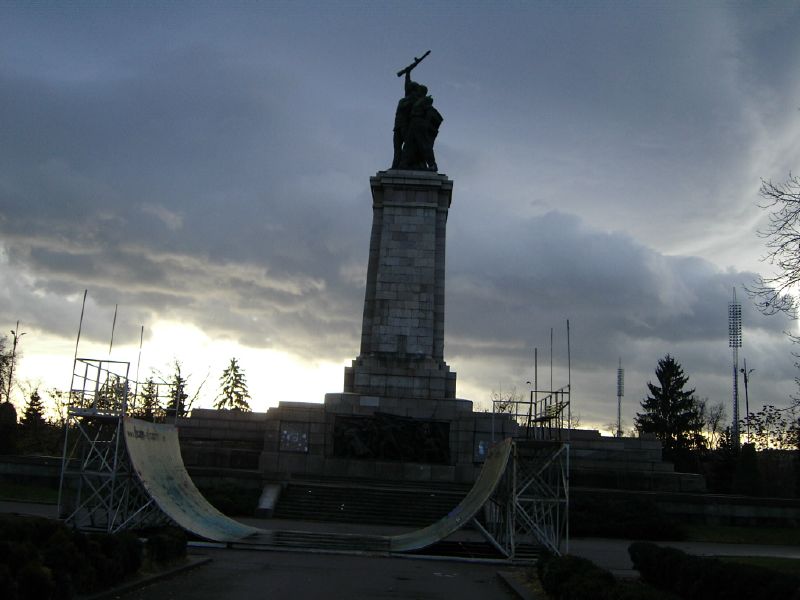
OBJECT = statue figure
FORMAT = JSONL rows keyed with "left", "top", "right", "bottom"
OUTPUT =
{"left": 391, "top": 51, "right": 442, "bottom": 172}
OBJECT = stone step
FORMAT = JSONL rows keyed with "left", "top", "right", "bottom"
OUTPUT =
{"left": 273, "top": 482, "right": 463, "bottom": 527}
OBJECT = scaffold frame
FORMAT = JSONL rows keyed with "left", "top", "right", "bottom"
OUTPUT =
{"left": 58, "top": 358, "right": 169, "bottom": 532}
{"left": 476, "top": 440, "right": 569, "bottom": 557}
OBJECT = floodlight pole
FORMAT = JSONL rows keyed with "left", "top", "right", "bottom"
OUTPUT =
{"left": 728, "top": 288, "right": 742, "bottom": 449}
{"left": 740, "top": 359, "right": 753, "bottom": 443}
{"left": 616, "top": 358, "right": 624, "bottom": 438}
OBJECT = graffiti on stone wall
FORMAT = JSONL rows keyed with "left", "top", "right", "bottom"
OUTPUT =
{"left": 279, "top": 421, "right": 309, "bottom": 453}
{"left": 333, "top": 412, "right": 450, "bottom": 464}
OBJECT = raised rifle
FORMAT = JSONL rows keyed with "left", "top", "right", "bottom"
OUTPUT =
{"left": 397, "top": 50, "right": 431, "bottom": 77}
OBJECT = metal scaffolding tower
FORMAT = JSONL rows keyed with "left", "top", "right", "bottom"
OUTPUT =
{"left": 478, "top": 440, "right": 569, "bottom": 557}
{"left": 58, "top": 358, "right": 167, "bottom": 532}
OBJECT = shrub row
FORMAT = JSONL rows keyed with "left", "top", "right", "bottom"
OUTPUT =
{"left": 536, "top": 552, "right": 679, "bottom": 600}
{"left": 0, "top": 516, "right": 142, "bottom": 600}
{"left": 0, "top": 517, "right": 189, "bottom": 600}
{"left": 629, "top": 542, "right": 800, "bottom": 600}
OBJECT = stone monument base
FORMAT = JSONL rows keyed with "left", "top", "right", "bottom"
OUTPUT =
{"left": 344, "top": 356, "right": 456, "bottom": 399}
{"left": 253, "top": 393, "right": 513, "bottom": 484}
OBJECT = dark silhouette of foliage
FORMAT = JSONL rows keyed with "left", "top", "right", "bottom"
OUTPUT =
{"left": 629, "top": 541, "right": 800, "bottom": 600}
{"left": 537, "top": 551, "right": 679, "bottom": 600}
{"left": 635, "top": 355, "right": 705, "bottom": 465}
{"left": 748, "top": 174, "right": 800, "bottom": 319}
{"left": 132, "top": 378, "right": 163, "bottom": 422}
{"left": 19, "top": 390, "right": 51, "bottom": 454}
{"left": 0, "top": 401, "right": 17, "bottom": 454}
{"left": 0, "top": 515, "right": 145, "bottom": 599}
{"left": 164, "top": 361, "right": 189, "bottom": 421}
{"left": 214, "top": 357, "right": 251, "bottom": 411}
{"left": 742, "top": 403, "right": 798, "bottom": 449}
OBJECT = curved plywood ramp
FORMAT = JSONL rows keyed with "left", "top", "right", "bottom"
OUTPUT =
{"left": 388, "top": 438, "right": 512, "bottom": 552}
{"left": 123, "top": 417, "right": 260, "bottom": 542}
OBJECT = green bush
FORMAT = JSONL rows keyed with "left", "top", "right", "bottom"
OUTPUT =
{"left": 0, "top": 516, "right": 144, "bottom": 599}
{"left": 613, "top": 580, "right": 681, "bottom": 600}
{"left": 539, "top": 553, "right": 614, "bottom": 599}
{"left": 17, "top": 561, "right": 54, "bottom": 600}
{"left": 0, "top": 563, "right": 18, "bottom": 600}
{"left": 536, "top": 551, "right": 681, "bottom": 600}
{"left": 629, "top": 542, "right": 800, "bottom": 600}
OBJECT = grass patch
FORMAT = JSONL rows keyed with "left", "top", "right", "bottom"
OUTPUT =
{"left": 683, "top": 523, "right": 800, "bottom": 546}
{"left": 719, "top": 556, "right": 800, "bottom": 578}
{"left": 0, "top": 481, "right": 58, "bottom": 503}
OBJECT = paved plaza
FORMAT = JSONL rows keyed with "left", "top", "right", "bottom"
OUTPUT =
{"left": 119, "top": 547, "right": 517, "bottom": 600}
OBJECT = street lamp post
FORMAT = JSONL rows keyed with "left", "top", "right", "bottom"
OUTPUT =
{"left": 740, "top": 359, "right": 754, "bottom": 443}
{"left": 6, "top": 321, "right": 26, "bottom": 404}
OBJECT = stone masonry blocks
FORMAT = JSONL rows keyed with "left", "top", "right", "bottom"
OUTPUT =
{"left": 345, "top": 170, "right": 456, "bottom": 400}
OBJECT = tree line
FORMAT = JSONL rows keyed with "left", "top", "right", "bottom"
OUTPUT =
{"left": 0, "top": 335, "right": 253, "bottom": 456}
{"left": 635, "top": 353, "right": 799, "bottom": 497}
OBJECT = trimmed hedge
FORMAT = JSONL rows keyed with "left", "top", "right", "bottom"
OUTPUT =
{"left": 629, "top": 542, "right": 800, "bottom": 600}
{"left": 0, "top": 516, "right": 143, "bottom": 600}
{"left": 536, "top": 552, "right": 680, "bottom": 600}
{"left": 0, "top": 516, "right": 187, "bottom": 600}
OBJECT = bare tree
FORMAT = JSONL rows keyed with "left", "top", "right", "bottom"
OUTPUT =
{"left": 749, "top": 174, "right": 800, "bottom": 318}
{"left": 748, "top": 174, "right": 800, "bottom": 406}
{"left": 701, "top": 399, "right": 727, "bottom": 449}
{"left": 489, "top": 386, "right": 523, "bottom": 414}
{"left": 156, "top": 360, "right": 207, "bottom": 421}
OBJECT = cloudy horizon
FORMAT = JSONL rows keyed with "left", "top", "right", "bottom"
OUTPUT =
{"left": 2, "top": 2, "right": 799, "bottom": 431}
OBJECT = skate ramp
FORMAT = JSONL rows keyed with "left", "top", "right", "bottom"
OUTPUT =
{"left": 123, "top": 417, "right": 260, "bottom": 542}
{"left": 388, "top": 438, "right": 512, "bottom": 552}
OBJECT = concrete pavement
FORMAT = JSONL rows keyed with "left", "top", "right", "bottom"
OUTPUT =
{"left": 569, "top": 537, "right": 800, "bottom": 578}
{"left": 4, "top": 499, "right": 799, "bottom": 592}
{"left": 117, "top": 547, "right": 518, "bottom": 600}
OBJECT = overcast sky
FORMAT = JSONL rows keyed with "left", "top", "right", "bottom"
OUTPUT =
{"left": 1, "top": 1, "right": 799, "bottom": 431}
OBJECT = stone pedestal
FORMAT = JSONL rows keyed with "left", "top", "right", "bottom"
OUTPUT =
{"left": 344, "top": 170, "right": 456, "bottom": 399}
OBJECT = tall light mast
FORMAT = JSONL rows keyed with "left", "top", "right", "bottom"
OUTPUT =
{"left": 728, "top": 288, "right": 742, "bottom": 449}
{"left": 616, "top": 358, "right": 624, "bottom": 438}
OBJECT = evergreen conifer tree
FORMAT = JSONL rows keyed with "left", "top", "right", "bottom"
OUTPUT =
{"left": 19, "top": 390, "right": 48, "bottom": 453}
{"left": 215, "top": 358, "right": 251, "bottom": 411}
{"left": 166, "top": 370, "right": 188, "bottom": 420}
{"left": 134, "top": 378, "right": 162, "bottom": 422}
{"left": 635, "top": 354, "right": 705, "bottom": 462}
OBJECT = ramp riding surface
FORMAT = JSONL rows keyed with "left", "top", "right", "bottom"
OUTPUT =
{"left": 388, "top": 438, "right": 512, "bottom": 552}
{"left": 123, "top": 417, "right": 260, "bottom": 542}
{"left": 124, "top": 416, "right": 511, "bottom": 551}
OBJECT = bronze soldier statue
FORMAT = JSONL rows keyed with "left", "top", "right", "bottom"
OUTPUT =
{"left": 391, "top": 51, "right": 443, "bottom": 172}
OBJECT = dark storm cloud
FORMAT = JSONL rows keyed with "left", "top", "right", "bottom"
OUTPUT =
{"left": 443, "top": 208, "right": 794, "bottom": 416}
{"left": 1, "top": 2, "right": 799, "bottom": 416}
{"left": 0, "top": 33, "right": 374, "bottom": 353}
{"left": 447, "top": 210, "right": 782, "bottom": 363}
